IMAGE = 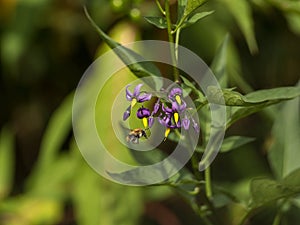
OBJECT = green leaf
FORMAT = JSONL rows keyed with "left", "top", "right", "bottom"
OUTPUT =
{"left": 206, "top": 86, "right": 249, "bottom": 106}
{"left": 184, "top": 0, "right": 207, "bottom": 18}
{"left": 144, "top": 16, "right": 168, "bottom": 29}
{"left": 250, "top": 168, "right": 300, "bottom": 207}
{"left": 220, "top": 0, "right": 258, "bottom": 54}
{"left": 182, "top": 11, "right": 214, "bottom": 28}
{"left": 84, "top": 7, "right": 162, "bottom": 82}
{"left": 0, "top": 126, "right": 14, "bottom": 199}
{"left": 196, "top": 136, "right": 255, "bottom": 153}
{"left": 210, "top": 34, "right": 230, "bottom": 88}
{"left": 177, "top": 0, "right": 187, "bottom": 23}
{"left": 226, "top": 85, "right": 300, "bottom": 126}
{"left": 35, "top": 93, "right": 73, "bottom": 171}
{"left": 72, "top": 163, "right": 143, "bottom": 225}
{"left": 243, "top": 86, "right": 300, "bottom": 103}
{"left": 220, "top": 136, "right": 255, "bottom": 152}
{"left": 268, "top": 90, "right": 300, "bottom": 178}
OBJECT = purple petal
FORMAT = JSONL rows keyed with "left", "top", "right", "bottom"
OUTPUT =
{"left": 152, "top": 99, "right": 160, "bottom": 114}
{"left": 192, "top": 118, "right": 200, "bottom": 133}
{"left": 172, "top": 100, "right": 187, "bottom": 112}
{"left": 137, "top": 93, "right": 152, "bottom": 102}
{"left": 182, "top": 116, "right": 190, "bottom": 130}
{"left": 168, "top": 87, "right": 183, "bottom": 100}
{"left": 123, "top": 106, "right": 131, "bottom": 120}
{"left": 148, "top": 117, "right": 154, "bottom": 128}
{"left": 162, "top": 104, "right": 173, "bottom": 114}
{"left": 126, "top": 85, "right": 133, "bottom": 101}
{"left": 133, "top": 84, "right": 143, "bottom": 96}
{"left": 137, "top": 107, "right": 150, "bottom": 119}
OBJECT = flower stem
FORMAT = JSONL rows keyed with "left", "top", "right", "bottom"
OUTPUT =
{"left": 165, "top": 0, "right": 180, "bottom": 83}
{"left": 205, "top": 165, "right": 213, "bottom": 200}
{"left": 155, "top": 0, "right": 165, "bottom": 15}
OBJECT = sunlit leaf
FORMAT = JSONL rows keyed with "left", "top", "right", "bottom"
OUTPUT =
{"left": 72, "top": 163, "right": 143, "bottom": 225}
{"left": 184, "top": 0, "right": 207, "bottom": 18}
{"left": 0, "top": 126, "right": 14, "bottom": 199}
{"left": 33, "top": 93, "right": 73, "bottom": 171}
{"left": 84, "top": 7, "right": 162, "bottom": 83}
{"left": 144, "top": 16, "right": 168, "bottom": 29}
{"left": 268, "top": 90, "right": 300, "bottom": 178}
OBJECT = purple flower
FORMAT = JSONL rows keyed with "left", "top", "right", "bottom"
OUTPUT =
{"left": 148, "top": 116, "right": 154, "bottom": 128}
{"left": 182, "top": 115, "right": 190, "bottom": 130}
{"left": 137, "top": 107, "right": 151, "bottom": 119}
{"left": 126, "top": 84, "right": 152, "bottom": 108}
{"left": 171, "top": 100, "right": 187, "bottom": 113}
{"left": 137, "top": 107, "right": 151, "bottom": 128}
{"left": 192, "top": 118, "right": 200, "bottom": 133}
{"left": 168, "top": 87, "right": 183, "bottom": 104}
{"left": 123, "top": 106, "right": 131, "bottom": 120}
{"left": 152, "top": 99, "right": 160, "bottom": 115}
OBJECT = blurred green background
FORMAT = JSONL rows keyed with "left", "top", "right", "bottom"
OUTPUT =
{"left": 0, "top": 0, "right": 299, "bottom": 224}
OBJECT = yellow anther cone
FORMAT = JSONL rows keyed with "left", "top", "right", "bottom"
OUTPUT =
{"left": 164, "top": 128, "right": 171, "bottom": 141}
{"left": 174, "top": 112, "right": 179, "bottom": 124}
{"left": 131, "top": 98, "right": 137, "bottom": 108}
{"left": 142, "top": 117, "right": 148, "bottom": 129}
{"left": 175, "top": 95, "right": 181, "bottom": 105}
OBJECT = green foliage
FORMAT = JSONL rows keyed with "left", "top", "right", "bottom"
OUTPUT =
{"left": 250, "top": 169, "right": 300, "bottom": 207}
{"left": 268, "top": 88, "right": 300, "bottom": 178}
{"left": 0, "top": 126, "right": 14, "bottom": 200}
{"left": 1, "top": 1, "right": 300, "bottom": 225}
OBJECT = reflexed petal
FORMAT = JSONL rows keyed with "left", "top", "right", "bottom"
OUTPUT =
{"left": 182, "top": 116, "right": 190, "bottom": 130}
{"left": 133, "top": 83, "right": 143, "bottom": 96}
{"left": 162, "top": 104, "right": 173, "bottom": 114}
{"left": 123, "top": 106, "right": 131, "bottom": 120}
{"left": 126, "top": 85, "right": 133, "bottom": 101}
{"left": 138, "top": 93, "right": 152, "bottom": 102}
{"left": 137, "top": 107, "right": 150, "bottom": 119}
{"left": 168, "top": 87, "right": 182, "bottom": 100}
{"left": 172, "top": 100, "right": 187, "bottom": 112}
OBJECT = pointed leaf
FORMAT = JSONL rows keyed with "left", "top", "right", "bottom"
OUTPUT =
{"left": 220, "top": 0, "right": 258, "bottom": 54}
{"left": 210, "top": 34, "right": 230, "bottom": 88}
{"left": 250, "top": 168, "right": 300, "bottom": 207}
{"left": 268, "top": 90, "right": 300, "bottom": 178}
{"left": 182, "top": 11, "right": 214, "bottom": 28}
{"left": 220, "top": 136, "right": 255, "bottom": 152}
{"left": 84, "top": 7, "right": 162, "bottom": 81}
{"left": 184, "top": 0, "right": 207, "bottom": 18}
{"left": 144, "top": 16, "right": 168, "bottom": 29}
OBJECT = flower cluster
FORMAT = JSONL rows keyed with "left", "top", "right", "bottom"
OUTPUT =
{"left": 123, "top": 84, "right": 199, "bottom": 140}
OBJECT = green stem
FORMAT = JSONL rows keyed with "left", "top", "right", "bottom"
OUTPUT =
{"left": 205, "top": 165, "right": 213, "bottom": 200}
{"left": 155, "top": 0, "right": 165, "bottom": 15}
{"left": 175, "top": 27, "right": 181, "bottom": 63}
{"left": 272, "top": 212, "right": 282, "bottom": 225}
{"left": 165, "top": 0, "right": 180, "bottom": 82}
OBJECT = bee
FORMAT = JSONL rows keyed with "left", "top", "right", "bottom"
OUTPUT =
{"left": 126, "top": 128, "right": 148, "bottom": 144}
